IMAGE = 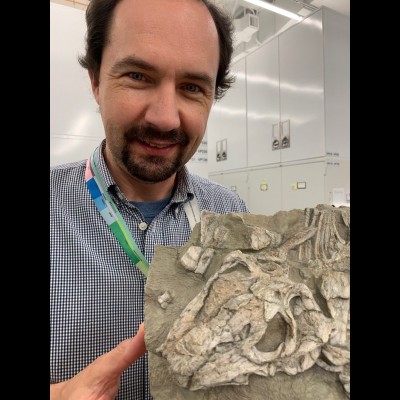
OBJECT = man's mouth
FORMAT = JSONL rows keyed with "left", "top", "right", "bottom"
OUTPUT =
{"left": 137, "top": 139, "right": 178, "bottom": 157}
{"left": 144, "top": 141, "right": 175, "bottom": 149}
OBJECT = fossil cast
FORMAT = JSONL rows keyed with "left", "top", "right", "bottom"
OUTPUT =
{"left": 144, "top": 205, "right": 350, "bottom": 400}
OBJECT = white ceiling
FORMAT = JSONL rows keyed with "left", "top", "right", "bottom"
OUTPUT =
{"left": 213, "top": 0, "right": 349, "bottom": 61}
{"left": 309, "top": 0, "right": 349, "bottom": 17}
{"left": 215, "top": 0, "right": 349, "bottom": 18}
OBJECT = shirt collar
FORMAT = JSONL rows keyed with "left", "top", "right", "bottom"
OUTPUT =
{"left": 171, "top": 167, "right": 195, "bottom": 204}
{"left": 92, "top": 139, "right": 117, "bottom": 189}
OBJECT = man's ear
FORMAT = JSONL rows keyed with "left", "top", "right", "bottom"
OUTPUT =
{"left": 88, "top": 70, "right": 100, "bottom": 104}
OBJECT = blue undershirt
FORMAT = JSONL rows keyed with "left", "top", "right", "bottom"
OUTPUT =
{"left": 130, "top": 195, "right": 172, "bottom": 225}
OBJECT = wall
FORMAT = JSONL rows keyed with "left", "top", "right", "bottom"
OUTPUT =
{"left": 50, "top": 3, "right": 103, "bottom": 166}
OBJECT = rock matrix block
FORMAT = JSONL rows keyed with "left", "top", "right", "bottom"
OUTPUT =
{"left": 145, "top": 205, "right": 350, "bottom": 400}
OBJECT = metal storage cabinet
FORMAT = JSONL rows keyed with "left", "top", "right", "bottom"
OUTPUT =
{"left": 278, "top": 10, "right": 325, "bottom": 163}
{"left": 324, "top": 159, "right": 350, "bottom": 206}
{"left": 279, "top": 7, "right": 349, "bottom": 163}
{"left": 280, "top": 161, "right": 326, "bottom": 211}
{"left": 210, "top": 157, "right": 349, "bottom": 217}
{"left": 234, "top": 161, "right": 328, "bottom": 216}
{"left": 245, "top": 166, "right": 282, "bottom": 215}
{"left": 245, "top": 7, "right": 349, "bottom": 166}
{"left": 280, "top": 159, "right": 349, "bottom": 211}
{"left": 322, "top": 8, "right": 350, "bottom": 161}
{"left": 246, "top": 38, "right": 281, "bottom": 167}
{"left": 208, "top": 7, "right": 349, "bottom": 170}
{"left": 207, "top": 7, "right": 349, "bottom": 215}
{"left": 207, "top": 58, "right": 247, "bottom": 173}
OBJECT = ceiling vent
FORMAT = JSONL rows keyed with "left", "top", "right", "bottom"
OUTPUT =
{"left": 233, "top": 13, "right": 259, "bottom": 45}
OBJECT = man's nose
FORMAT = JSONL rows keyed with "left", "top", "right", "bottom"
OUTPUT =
{"left": 144, "top": 84, "right": 181, "bottom": 132}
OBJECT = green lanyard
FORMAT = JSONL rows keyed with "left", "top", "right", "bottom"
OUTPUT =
{"left": 85, "top": 152, "right": 150, "bottom": 277}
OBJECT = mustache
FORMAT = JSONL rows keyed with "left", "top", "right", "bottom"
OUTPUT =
{"left": 124, "top": 125, "right": 188, "bottom": 145}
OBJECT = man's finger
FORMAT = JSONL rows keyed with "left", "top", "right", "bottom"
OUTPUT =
{"left": 124, "top": 323, "right": 147, "bottom": 364}
{"left": 99, "top": 324, "right": 147, "bottom": 376}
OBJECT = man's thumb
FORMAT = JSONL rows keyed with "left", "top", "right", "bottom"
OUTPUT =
{"left": 105, "top": 323, "right": 147, "bottom": 374}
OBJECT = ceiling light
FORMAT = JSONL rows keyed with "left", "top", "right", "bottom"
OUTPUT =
{"left": 242, "top": 0, "right": 303, "bottom": 21}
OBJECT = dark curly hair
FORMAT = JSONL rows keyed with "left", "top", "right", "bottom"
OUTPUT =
{"left": 78, "top": 0, "right": 235, "bottom": 100}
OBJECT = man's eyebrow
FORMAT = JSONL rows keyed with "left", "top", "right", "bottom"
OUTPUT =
{"left": 111, "top": 56, "right": 157, "bottom": 74}
{"left": 111, "top": 55, "right": 215, "bottom": 90}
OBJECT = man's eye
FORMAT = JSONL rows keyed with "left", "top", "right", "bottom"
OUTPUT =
{"left": 128, "top": 72, "right": 144, "bottom": 81}
{"left": 185, "top": 83, "right": 200, "bottom": 93}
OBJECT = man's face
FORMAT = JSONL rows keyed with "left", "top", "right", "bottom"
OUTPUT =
{"left": 90, "top": 0, "right": 220, "bottom": 183}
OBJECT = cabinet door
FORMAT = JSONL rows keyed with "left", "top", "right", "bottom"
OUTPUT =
{"left": 323, "top": 7, "right": 350, "bottom": 160}
{"left": 281, "top": 162, "right": 325, "bottom": 211}
{"left": 279, "top": 11, "right": 325, "bottom": 163}
{"left": 325, "top": 159, "right": 350, "bottom": 207}
{"left": 246, "top": 39, "right": 281, "bottom": 167}
{"left": 247, "top": 167, "right": 282, "bottom": 216}
{"left": 207, "top": 58, "right": 247, "bottom": 173}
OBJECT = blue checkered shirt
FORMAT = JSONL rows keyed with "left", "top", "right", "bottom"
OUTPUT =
{"left": 50, "top": 141, "right": 249, "bottom": 400}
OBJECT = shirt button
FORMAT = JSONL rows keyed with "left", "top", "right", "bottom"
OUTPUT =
{"left": 139, "top": 222, "right": 148, "bottom": 231}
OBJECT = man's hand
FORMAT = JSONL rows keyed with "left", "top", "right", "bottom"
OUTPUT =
{"left": 50, "top": 323, "right": 146, "bottom": 400}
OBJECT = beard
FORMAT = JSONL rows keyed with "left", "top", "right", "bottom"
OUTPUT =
{"left": 117, "top": 124, "right": 190, "bottom": 183}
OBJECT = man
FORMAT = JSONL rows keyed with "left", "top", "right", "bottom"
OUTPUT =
{"left": 50, "top": 0, "right": 248, "bottom": 399}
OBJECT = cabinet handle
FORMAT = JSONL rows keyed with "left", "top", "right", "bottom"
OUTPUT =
{"left": 280, "top": 119, "right": 290, "bottom": 149}
{"left": 272, "top": 123, "right": 280, "bottom": 150}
